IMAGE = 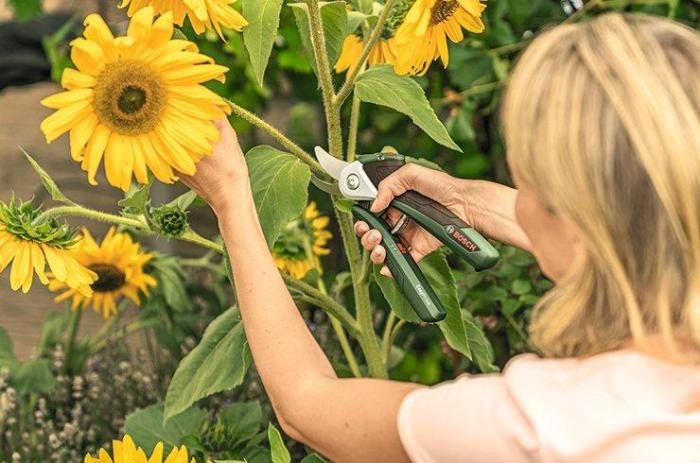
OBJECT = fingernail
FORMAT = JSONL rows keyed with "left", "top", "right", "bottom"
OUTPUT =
{"left": 380, "top": 267, "right": 392, "bottom": 278}
{"left": 370, "top": 201, "right": 380, "bottom": 213}
{"left": 369, "top": 231, "right": 380, "bottom": 243}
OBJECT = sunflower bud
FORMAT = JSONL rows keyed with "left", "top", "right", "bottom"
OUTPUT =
{"left": 150, "top": 205, "right": 189, "bottom": 238}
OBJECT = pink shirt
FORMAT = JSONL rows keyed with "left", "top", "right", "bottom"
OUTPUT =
{"left": 398, "top": 350, "right": 700, "bottom": 462}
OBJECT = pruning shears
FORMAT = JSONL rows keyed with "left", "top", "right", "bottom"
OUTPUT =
{"left": 314, "top": 147, "right": 500, "bottom": 323}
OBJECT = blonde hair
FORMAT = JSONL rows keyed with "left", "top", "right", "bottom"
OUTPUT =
{"left": 502, "top": 13, "right": 700, "bottom": 359}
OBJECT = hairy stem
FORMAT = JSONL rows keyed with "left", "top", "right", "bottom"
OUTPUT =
{"left": 226, "top": 100, "right": 329, "bottom": 179}
{"left": 335, "top": 208, "right": 387, "bottom": 378}
{"left": 180, "top": 230, "right": 224, "bottom": 253}
{"left": 283, "top": 273, "right": 359, "bottom": 334}
{"left": 305, "top": 0, "right": 343, "bottom": 156}
{"left": 34, "top": 206, "right": 147, "bottom": 229}
{"left": 334, "top": 0, "right": 396, "bottom": 106}
{"left": 347, "top": 95, "right": 362, "bottom": 162}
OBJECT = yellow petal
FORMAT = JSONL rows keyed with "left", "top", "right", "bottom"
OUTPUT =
{"left": 163, "top": 64, "right": 228, "bottom": 85}
{"left": 69, "top": 113, "right": 99, "bottom": 162}
{"left": 42, "top": 245, "right": 67, "bottom": 282}
{"left": 84, "top": 124, "right": 111, "bottom": 186}
{"left": 61, "top": 68, "right": 96, "bottom": 90}
{"left": 40, "top": 99, "right": 92, "bottom": 143}
{"left": 10, "top": 241, "right": 31, "bottom": 293}
{"left": 41, "top": 88, "right": 93, "bottom": 109}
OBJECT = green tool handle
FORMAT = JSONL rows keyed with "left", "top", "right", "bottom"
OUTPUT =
{"left": 352, "top": 205, "right": 447, "bottom": 323}
{"left": 390, "top": 191, "right": 500, "bottom": 271}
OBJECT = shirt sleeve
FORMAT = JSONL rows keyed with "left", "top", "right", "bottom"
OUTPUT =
{"left": 397, "top": 374, "right": 540, "bottom": 463}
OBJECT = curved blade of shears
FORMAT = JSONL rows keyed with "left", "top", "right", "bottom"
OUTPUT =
{"left": 314, "top": 147, "right": 348, "bottom": 181}
{"left": 314, "top": 146, "right": 378, "bottom": 201}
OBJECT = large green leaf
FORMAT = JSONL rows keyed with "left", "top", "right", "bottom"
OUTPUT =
{"left": 289, "top": 1, "right": 348, "bottom": 75}
{"left": 246, "top": 146, "right": 311, "bottom": 247}
{"left": 375, "top": 252, "right": 472, "bottom": 360}
{"left": 125, "top": 404, "right": 207, "bottom": 455}
{"left": 243, "top": 0, "right": 285, "bottom": 86}
{"left": 355, "top": 65, "right": 461, "bottom": 152}
{"left": 463, "top": 311, "right": 498, "bottom": 373}
{"left": 164, "top": 308, "right": 251, "bottom": 422}
{"left": 267, "top": 424, "right": 292, "bottom": 463}
{"left": 0, "top": 327, "right": 56, "bottom": 394}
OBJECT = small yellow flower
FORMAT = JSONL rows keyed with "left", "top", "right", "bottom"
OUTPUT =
{"left": 0, "top": 199, "right": 96, "bottom": 295}
{"left": 120, "top": 0, "right": 248, "bottom": 38}
{"left": 394, "top": 0, "right": 486, "bottom": 75}
{"left": 273, "top": 202, "right": 333, "bottom": 280}
{"left": 335, "top": 35, "right": 399, "bottom": 73}
{"left": 49, "top": 227, "right": 157, "bottom": 319}
{"left": 40, "top": 8, "right": 231, "bottom": 191}
{"left": 84, "top": 434, "right": 194, "bottom": 463}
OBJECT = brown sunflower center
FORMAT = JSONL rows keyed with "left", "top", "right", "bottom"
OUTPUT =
{"left": 430, "top": 0, "right": 458, "bottom": 24}
{"left": 93, "top": 59, "right": 167, "bottom": 136}
{"left": 88, "top": 263, "right": 126, "bottom": 292}
{"left": 118, "top": 86, "right": 147, "bottom": 115}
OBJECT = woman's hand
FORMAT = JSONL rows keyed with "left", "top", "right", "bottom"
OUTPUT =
{"left": 178, "top": 118, "right": 251, "bottom": 216}
{"left": 355, "top": 164, "right": 531, "bottom": 275}
{"left": 355, "top": 163, "right": 468, "bottom": 276}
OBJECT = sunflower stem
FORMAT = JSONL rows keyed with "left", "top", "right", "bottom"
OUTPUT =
{"left": 381, "top": 311, "right": 397, "bottom": 362}
{"left": 33, "top": 206, "right": 147, "bottom": 230}
{"left": 303, "top": 232, "right": 362, "bottom": 378}
{"left": 225, "top": 100, "right": 330, "bottom": 180}
{"left": 305, "top": 0, "right": 344, "bottom": 157}
{"left": 180, "top": 230, "right": 224, "bottom": 253}
{"left": 283, "top": 273, "right": 359, "bottom": 334}
{"left": 334, "top": 0, "right": 397, "bottom": 107}
{"left": 347, "top": 94, "right": 362, "bottom": 162}
{"left": 64, "top": 307, "right": 82, "bottom": 374}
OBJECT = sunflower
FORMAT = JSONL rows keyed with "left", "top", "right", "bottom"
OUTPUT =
{"left": 48, "top": 227, "right": 157, "bottom": 319}
{"left": 394, "top": 0, "right": 486, "bottom": 75}
{"left": 120, "top": 0, "right": 248, "bottom": 38}
{"left": 40, "top": 7, "right": 231, "bottom": 192}
{"left": 273, "top": 202, "right": 332, "bottom": 280}
{"left": 335, "top": 34, "right": 398, "bottom": 73}
{"left": 85, "top": 434, "right": 194, "bottom": 463}
{"left": 0, "top": 199, "right": 96, "bottom": 294}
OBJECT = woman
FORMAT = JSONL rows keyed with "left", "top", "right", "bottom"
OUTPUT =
{"left": 182, "top": 13, "right": 700, "bottom": 462}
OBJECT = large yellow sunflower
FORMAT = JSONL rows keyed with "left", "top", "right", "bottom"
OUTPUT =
{"left": 335, "top": 34, "right": 398, "bottom": 73}
{"left": 48, "top": 227, "right": 157, "bottom": 319}
{"left": 40, "top": 7, "right": 231, "bottom": 192}
{"left": 394, "top": 0, "right": 486, "bottom": 75}
{"left": 273, "top": 202, "right": 332, "bottom": 280}
{"left": 120, "top": 0, "right": 248, "bottom": 38}
{"left": 0, "top": 199, "right": 96, "bottom": 294}
{"left": 85, "top": 434, "right": 194, "bottom": 463}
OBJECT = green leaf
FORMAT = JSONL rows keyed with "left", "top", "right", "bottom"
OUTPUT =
{"left": 218, "top": 401, "right": 263, "bottom": 442}
{"left": 164, "top": 308, "right": 251, "bottom": 422}
{"left": 462, "top": 311, "right": 498, "bottom": 373}
{"left": 243, "top": 0, "right": 285, "bottom": 86}
{"left": 246, "top": 146, "right": 311, "bottom": 247}
{"left": 21, "top": 148, "right": 74, "bottom": 205}
{"left": 37, "top": 311, "right": 68, "bottom": 356}
{"left": 289, "top": 1, "right": 348, "bottom": 75}
{"left": 125, "top": 404, "right": 207, "bottom": 456}
{"left": 167, "top": 190, "right": 198, "bottom": 211}
{"left": 13, "top": 360, "right": 56, "bottom": 394}
{"left": 375, "top": 252, "right": 472, "bottom": 359}
{"left": 355, "top": 65, "right": 461, "bottom": 152}
{"left": 8, "top": 0, "right": 42, "bottom": 21}
{"left": 119, "top": 182, "right": 152, "bottom": 213}
{"left": 268, "top": 424, "right": 292, "bottom": 463}
{"left": 511, "top": 279, "right": 532, "bottom": 296}
{"left": 0, "top": 327, "right": 15, "bottom": 363}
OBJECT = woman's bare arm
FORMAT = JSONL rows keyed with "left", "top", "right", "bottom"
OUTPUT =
{"left": 181, "top": 120, "right": 418, "bottom": 462}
